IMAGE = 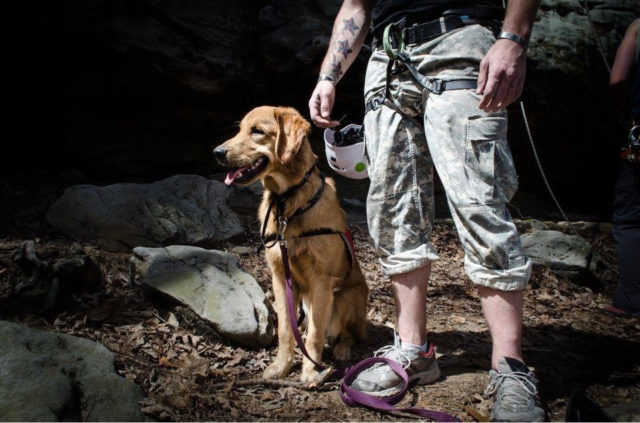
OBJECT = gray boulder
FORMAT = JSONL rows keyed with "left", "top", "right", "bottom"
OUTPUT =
{"left": 46, "top": 175, "right": 244, "bottom": 252}
{"left": 521, "top": 230, "right": 596, "bottom": 275}
{"left": 132, "top": 245, "right": 274, "bottom": 347}
{"left": 0, "top": 321, "right": 148, "bottom": 422}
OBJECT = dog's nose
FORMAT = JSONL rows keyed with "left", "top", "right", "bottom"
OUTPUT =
{"left": 213, "top": 146, "right": 227, "bottom": 159}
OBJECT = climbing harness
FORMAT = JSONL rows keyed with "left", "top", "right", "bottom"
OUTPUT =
{"left": 367, "top": 10, "right": 577, "bottom": 225}
{"left": 366, "top": 17, "right": 479, "bottom": 119}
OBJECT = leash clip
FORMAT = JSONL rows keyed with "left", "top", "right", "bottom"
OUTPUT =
{"left": 277, "top": 216, "right": 288, "bottom": 246}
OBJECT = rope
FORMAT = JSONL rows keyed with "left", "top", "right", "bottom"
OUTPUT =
{"left": 580, "top": 0, "right": 612, "bottom": 74}
{"left": 514, "top": 0, "right": 613, "bottom": 225}
{"left": 519, "top": 101, "right": 572, "bottom": 223}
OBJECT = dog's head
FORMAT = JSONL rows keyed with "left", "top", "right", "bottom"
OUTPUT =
{"left": 214, "top": 106, "right": 314, "bottom": 192}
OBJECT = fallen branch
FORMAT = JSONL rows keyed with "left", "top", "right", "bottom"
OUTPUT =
{"left": 211, "top": 368, "right": 338, "bottom": 391}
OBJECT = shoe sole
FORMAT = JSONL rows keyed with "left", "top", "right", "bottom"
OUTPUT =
{"left": 356, "top": 362, "right": 441, "bottom": 398}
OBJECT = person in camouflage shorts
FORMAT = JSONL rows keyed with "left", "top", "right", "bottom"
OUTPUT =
{"left": 364, "top": 23, "right": 531, "bottom": 288}
{"left": 309, "top": 1, "right": 545, "bottom": 420}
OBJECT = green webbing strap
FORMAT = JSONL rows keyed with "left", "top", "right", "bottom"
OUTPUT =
{"left": 383, "top": 22, "right": 404, "bottom": 60}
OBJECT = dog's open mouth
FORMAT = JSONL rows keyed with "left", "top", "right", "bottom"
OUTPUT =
{"left": 224, "top": 156, "right": 269, "bottom": 185}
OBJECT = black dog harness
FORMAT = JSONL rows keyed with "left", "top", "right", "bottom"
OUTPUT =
{"left": 258, "top": 164, "right": 355, "bottom": 270}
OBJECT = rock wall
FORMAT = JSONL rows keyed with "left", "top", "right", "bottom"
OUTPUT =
{"left": 5, "top": 0, "right": 640, "bottom": 219}
{"left": 519, "top": 0, "right": 640, "bottom": 219}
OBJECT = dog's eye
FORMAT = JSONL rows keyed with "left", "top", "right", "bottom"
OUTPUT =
{"left": 251, "top": 127, "right": 265, "bottom": 136}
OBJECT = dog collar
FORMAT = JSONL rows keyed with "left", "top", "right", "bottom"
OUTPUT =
{"left": 260, "top": 163, "right": 326, "bottom": 249}
{"left": 275, "top": 161, "right": 318, "bottom": 203}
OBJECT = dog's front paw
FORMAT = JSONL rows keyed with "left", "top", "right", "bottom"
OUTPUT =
{"left": 300, "top": 365, "right": 321, "bottom": 387}
{"left": 263, "top": 359, "right": 293, "bottom": 380}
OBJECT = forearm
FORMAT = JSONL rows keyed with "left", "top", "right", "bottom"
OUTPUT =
{"left": 319, "top": 0, "right": 372, "bottom": 85}
{"left": 502, "top": 0, "right": 541, "bottom": 41}
{"left": 610, "top": 19, "right": 639, "bottom": 113}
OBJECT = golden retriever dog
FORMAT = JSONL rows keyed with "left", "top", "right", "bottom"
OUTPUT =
{"left": 214, "top": 106, "right": 368, "bottom": 385}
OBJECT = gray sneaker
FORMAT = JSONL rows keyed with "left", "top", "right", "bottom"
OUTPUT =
{"left": 485, "top": 357, "right": 546, "bottom": 422}
{"left": 350, "top": 335, "right": 441, "bottom": 397}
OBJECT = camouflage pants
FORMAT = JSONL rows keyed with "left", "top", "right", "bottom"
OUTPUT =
{"left": 363, "top": 24, "right": 531, "bottom": 290}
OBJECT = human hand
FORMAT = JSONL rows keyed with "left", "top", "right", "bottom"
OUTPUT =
{"left": 308, "top": 81, "right": 340, "bottom": 128}
{"left": 477, "top": 39, "right": 527, "bottom": 112}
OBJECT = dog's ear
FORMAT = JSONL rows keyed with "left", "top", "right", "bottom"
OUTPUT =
{"left": 274, "top": 107, "right": 311, "bottom": 166}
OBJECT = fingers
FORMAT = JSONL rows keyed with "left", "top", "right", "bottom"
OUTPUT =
{"left": 476, "top": 56, "right": 489, "bottom": 96}
{"left": 310, "top": 100, "right": 340, "bottom": 128}
{"left": 308, "top": 82, "right": 340, "bottom": 128}
{"left": 478, "top": 40, "right": 527, "bottom": 112}
{"left": 479, "top": 68, "right": 525, "bottom": 111}
{"left": 479, "top": 71, "right": 500, "bottom": 111}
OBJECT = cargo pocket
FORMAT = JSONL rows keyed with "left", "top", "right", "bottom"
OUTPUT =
{"left": 464, "top": 113, "right": 518, "bottom": 204}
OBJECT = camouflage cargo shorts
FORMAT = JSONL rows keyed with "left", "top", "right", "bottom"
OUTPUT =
{"left": 363, "top": 24, "right": 531, "bottom": 290}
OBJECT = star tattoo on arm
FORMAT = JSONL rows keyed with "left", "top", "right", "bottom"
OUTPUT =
{"left": 342, "top": 17, "right": 360, "bottom": 36}
{"left": 336, "top": 39, "right": 353, "bottom": 59}
{"left": 330, "top": 55, "right": 343, "bottom": 80}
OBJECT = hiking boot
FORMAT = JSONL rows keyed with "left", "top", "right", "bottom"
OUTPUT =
{"left": 485, "top": 357, "right": 546, "bottom": 422}
{"left": 350, "top": 335, "right": 441, "bottom": 397}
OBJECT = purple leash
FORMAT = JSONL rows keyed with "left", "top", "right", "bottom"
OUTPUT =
{"left": 279, "top": 241, "right": 459, "bottom": 422}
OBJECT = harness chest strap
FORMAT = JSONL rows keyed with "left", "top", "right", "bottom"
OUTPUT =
{"left": 261, "top": 228, "right": 355, "bottom": 271}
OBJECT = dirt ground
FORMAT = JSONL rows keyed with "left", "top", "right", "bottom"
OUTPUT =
{"left": 1, "top": 181, "right": 639, "bottom": 422}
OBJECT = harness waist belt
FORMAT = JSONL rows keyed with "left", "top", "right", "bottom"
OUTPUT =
{"left": 402, "top": 15, "right": 468, "bottom": 46}
{"left": 365, "top": 78, "right": 477, "bottom": 113}
{"left": 373, "top": 9, "right": 501, "bottom": 49}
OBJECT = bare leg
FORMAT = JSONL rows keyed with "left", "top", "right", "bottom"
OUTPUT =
{"left": 478, "top": 286, "right": 525, "bottom": 370}
{"left": 390, "top": 264, "right": 431, "bottom": 345}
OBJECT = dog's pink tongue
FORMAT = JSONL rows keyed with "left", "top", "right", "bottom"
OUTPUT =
{"left": 224, "top": 168, "right": 243, "bottom": 186}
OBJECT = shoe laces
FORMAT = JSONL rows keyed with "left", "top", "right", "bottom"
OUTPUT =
{"left": 485, "top": 371, "right": 539, "bottom": 404}
{"left": 372, "top": 331, "right": 414, "bottom": 369}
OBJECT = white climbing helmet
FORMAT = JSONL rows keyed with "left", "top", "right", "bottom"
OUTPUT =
{"left": 323, "top": 124, "right": 369, "bottom": 179}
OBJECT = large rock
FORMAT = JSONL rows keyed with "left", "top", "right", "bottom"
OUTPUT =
{"left": 0, "top": 321, "right": 148, "bottom": 422}
{"left": 132, "top": 245, "right": 274, "bottom": 347}
{"left": 46, "top": 175, "right": 244, "bottom": 252}
{"left": 521, "top": 230, "right": 595, "bottom": 274}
